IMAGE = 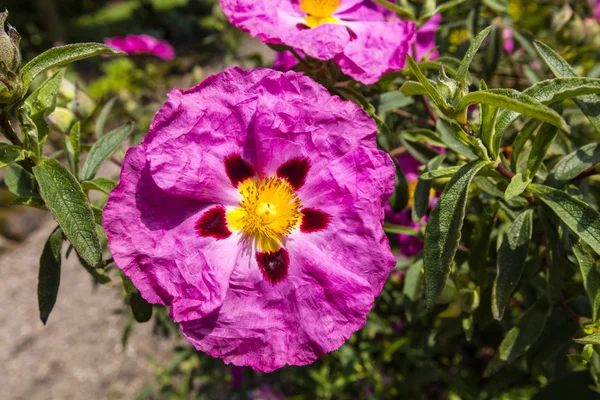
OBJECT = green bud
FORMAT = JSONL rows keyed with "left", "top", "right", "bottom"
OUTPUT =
{"left": 0, "top": 10, "right": 21, "bottom": 72}
{"left": 436, "top": 66, "right": 467, "bottom": 108}
{"left": 458, "top": 288, "right": 480, "bottom": 313}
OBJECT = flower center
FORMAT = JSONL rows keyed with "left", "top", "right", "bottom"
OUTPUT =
{"left": 227, "top": 177, "right": 302, "bottom": 253}
{"left": 299, "top": 0, "right": 341, "bottom": 28}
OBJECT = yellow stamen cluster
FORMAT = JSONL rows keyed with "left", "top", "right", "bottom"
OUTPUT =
{"left": 299, "top": 0, "right": 341, "bottom": 28}
{"left": 227, "top": 177, "right": 302, "bottom": 252}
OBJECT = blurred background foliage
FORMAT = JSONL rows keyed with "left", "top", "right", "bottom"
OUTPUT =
{"left": 3, "top": 0, "right": 600, "bottom": 399}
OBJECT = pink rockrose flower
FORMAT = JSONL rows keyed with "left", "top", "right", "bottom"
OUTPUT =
{"left": 595, "top": 0, "right": 600, "bottom": 21}
{"left": 273, "top": 50, "right": 300, "bottom": 71}
{"left": 103, "top": 67, "right": 396, "bottom": 372}
{"left": 104, "top": 34, "right": 175, "bottom": 60}
{"left": 219, "top": 0, "right": 415, "bottom": 84}
{"left": 502, "top": 28, "right": 514, "bottom": 54}
{"left": 415, "top": 14, "right": 441, "bottom": 61}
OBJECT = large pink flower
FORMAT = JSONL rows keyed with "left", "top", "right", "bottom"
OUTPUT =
{"left": 219, "top": 0, "right": 415, "bottom": 84}
{"left": 103, "top": 67, "right": 396, "bottom": 372}
{"left": 415, "top": 14, "right": 441, "bottom": 61}
{"left": 104, "top": 34, "right": 175, "bottom": 60}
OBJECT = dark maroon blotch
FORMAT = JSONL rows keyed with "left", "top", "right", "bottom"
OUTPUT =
{"left": 276, "top": 157, "right": 310, "bottom": 190}
{"left": 195, "top": 206, "right": 231, "bottom": 240}
{"left": 256, "top": 248, "right": 290, "bottom": 284}
{"left": 300, "top": 208, "right": 330, "bottom": 233}
{"left": 225, "top": 153, "right": 255, "bottom": 187}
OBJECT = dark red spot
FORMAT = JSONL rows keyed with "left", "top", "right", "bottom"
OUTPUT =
{"left": 276, "top": 157, "right": 310, "bottom": 190}
{"left": 256, "top": 248, "right": 289, "bottom": 284}
{"left": 195, "top": 206, "right": 231, "bottom": 240}
{"left": 300, "top": 208, "right": 330, "bottom": 233}
{"left": 225, "top": 153, "right": 255, "bottom": 187}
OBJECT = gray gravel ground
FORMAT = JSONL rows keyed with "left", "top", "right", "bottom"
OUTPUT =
{"left": 0, "top": 218, "right": 177, "bottom": 400}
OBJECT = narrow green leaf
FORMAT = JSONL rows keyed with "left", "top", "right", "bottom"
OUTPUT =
{"left": 383, "top": 223, "right": 420, "bottom": 236}
{"left": 423, "top": 160, "right": 489, "bottom": 308}
{"left": 38, "top": 227, "right": 63, "bottom": 324}
{"left": 421, "top": 166, "right": 461, "bottom": 180}
{"left": 377, "top": 91, "right": 414, "bottom": 114}
{"left": 402, "top": 129, "right": 446, "bottom": 148}
{"left": 419, "top": 0, "right": 465, "bottom": 23}
{"left": 413, "top": 154, "right": 446, "bottom": 222}
{"left": 399, "top": 137, "right": 441, "bottom": 164}
{"left": 388, "top": 158, "right": 410, "bottom": 212}
{"left": 130, "top": 292, "right": 153, "bottom": 323}
{"left": 485, "top": 298, "right": 550, "bottom": 376}
{"left": 95, "top": 97, "right": 117, "bottom": 138}
{"left": 34, "top": 159, "right": 101, "bottom": 267}
{"left": 436, "top": 117, "right": 483, "bottom": 160}
{"left": 530, "top": 184, "right": 600, "bottom": 255}
{"left": 63, "top": 122, "right": 81, "bottom": 178}
{"left": 546, "top": 143, "right": 600, "bottom": 186}
{"left": 504, "top": 173, "right": 531, "bottom": 201}
{"left": 5, "top": 164, "right": 38, "bottom": 197}
{"left": 574, "top": 333, "right": 600, "bottom": 345}
{"left": 534, "top": 40, "right": 600, "bottom": 132}
{"left": 399, "top": 81, "right": 428, "bottom": 96}
{"left": 81, "top": 178, "right": 118, "bottom": 194}
{"left": 456, "top": 26, "right": 492, "bottom": 83}
{"left": 81, "top": 122, "right": 133, "bottom": 181}
{"left": 371, "top": 0, "right": 415, "bottom": 19}
{"left": 403, "top": 259, "right": 423, "bottom": 301}
{"left": 457, "top": 89, "right": 569, "bottom": 133}
{"left": 480, "top": 99, "right": 500, "bottom": 158}
{"left": 0, "top": 143, "right": 27, "bottom": 168}
{"left": 468, "top": 203, "right": 499, "bottom": 284}
{"left": 526, "top": 123, "right": 558, "bottom": 178}
{"left": 511, "top": 119, "right": 541, "bottom": 173}
{"left": 24, "top": 69, "right": 64, "bottom": 145}
{"left": 573, "top": 243, "right": 600, "bottom": 322}
{"left": 492, "top": 209, "right": 533, "bottom": 319}
{"left": 22, "top": 43, "right": 125, "bottom": 87}
{"left": 406, "top": 55, "right": 453, "bottom": 113}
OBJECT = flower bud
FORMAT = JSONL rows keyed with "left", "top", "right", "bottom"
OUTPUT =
{"left": 0, "top": 11, "right": 21, "bottom": 72}
{"left": 436, "top": 65, "right": 467, "bottom": 108}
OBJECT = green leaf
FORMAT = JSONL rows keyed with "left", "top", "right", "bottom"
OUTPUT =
{"left": 95, "top": 97, "right": 116, "bottom": 138}
{"left": 406, "top": 55, "right": 453, "bottom": 113}
{"left": 33, "top": 159, "right": 101, "bottom": 267}
{"left": 546, "top": 143, "right": 600, "bottom": 186}
{"left": 485, "top": 297, "right": 550, "bottom": 376}
{"left": 504, "top": 173, "right": 531, "bottom": 201}
{"left": 377, "top": 91, "right": 414, "bottom": 114}
{"left": 399, "top": 81, "right": 428, "bottom": 96}
{"left": 16, "top": 107, "right": 40, "bottom": 155}
{"left": 413, "top": 154, "right": 446, "bottom": 222}
{"left": 421, "top": 166, "right": 461, "bottom": 180}
{"left": 574, "top": 333, "right": 600, "bottom": 345}
{"left": 403, "top": 260, "right": 423, "bottom": 302}
{"left": 0, "top": 143, "right": 27, "bottom": 168}
{"left": 81, "top": 178, "right": 118, "bottom": 194}
{"left": 419, "top": 0, "right": 466, "bottom": 23}
{"left": 399, "top": 136, "right": 441, "bottom": 164}
{"left": 371, "top": 0, "right": 415, "bottom": 20}
{"left": 436, "top": 117, "right": 484, "bottom": 160}
{"left": 402, "top": 129, "right": 446, "bottom": 148}
{"left": 510, "top": 119, "right": 540, "bottom": 173}
{"left": 130, "top": 292, "right": 153, "bottom": 323}
{"left": 24, "top": 69, "right": 65, "bottom": 145}
{"left": 76, "top": 252, "right": 111, "bottom": 284}
{"left": 63, "top": 121, "right": 81, "bottom": 177}
{"left": 480, "top": 95, "right": 501, "bottom": 158}
{"left": 423, "top": 160, "right": 489, "bottom": 308}
{"left": 573, "top": 243, "right": 600, "bottom": 323}
{"left": 383, "top": 223, "right": 420, "bottom": 236}
{"left": 530, "top": 184, "right": 600, "bottom": 255}
{"left": 468, "top": 203, "right": 499, "bottom": 284}
{"left": 38, "top": 227, "right": 63, "bottom": 325}
{"left": 534, "top": 40, "right": 600, "bottom": 133}
{"left": 21, "top": 43, "right": 125, "bottom": 87}
{"left": 457, "top": 89, "right": 570, "bottom": 133}
{"left": 526, "top": 122, "right": 558, "bottom": 178}
{"left": 456, "top": 26, "right": 492, "bottom": 83}
{"left": 5, "top": 164, "right": 38, "bottom": 197}
{"left": 492, "top": 209, "right": 533, "bottom": 320}
{"left": 81, "top": 122, "right": 133, "bottom": 181}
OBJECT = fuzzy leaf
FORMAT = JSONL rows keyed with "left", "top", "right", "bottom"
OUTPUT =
{"left": 63, "top": 121, "right": 81, "bottom": 177}
{"left": 526, "top": 123, "right": 558, "bottom": 178}
{"left": 34, "top": 159, "right": 101, "bottom": 267}
{"left": 0, "top": 143, "right": 27, "bottom": 168}
{"left": 511, "top": 119, "right": 540, "bottom": 173}
{"left": 399, "top": 81, "right": 428, "bottom": 96}
{"left": 21, "top": 43, "right": 125, "bottom": 87}
{"left": 383, "top": 223, "right": 420, "bottom": 236}
{"left": 413, "top": 154, "right": 446, "bottom": 222}
{"left": 504, "top": 173, "right": 531, "bottom": 201}
{"left": 94, "top": 97, "right": 117, "bottom": 138}
{"left": 81, "top": 178, "right": 118, "bottom": 194}
{"left": 423, "top": 160, "right": 489, "bottom": 308}
{"left": 573, "top": 243, "right": 600, "bottom": 323}
{"left": 530, "top": 184, "right": 600, "bottom": 255}
{"left": 24, "top": 69, "right": 64, "bottom": 145}
{"left": 419, "top": 0, "right": 465, "bottom": 23}
{"left": 436, "top": 117, "right": 483, "bottom": 160}
{"left": 406, "top": 55, "right": 453, "bottom": 113}
{"left": 534, "top": 40, "right": 600, "bottom": 133}
{"left": 546, "top": 143, "right": 600, "bottom": 186}
{"left": 5, "top": 164, "right": 38, "bottom": 197}
{"left": 456, "top": 26, "right": 492, "bottom": 83}
{"left": 421, "top": 166, "right": 461, "bottom": 180}
{"left": 492, "top": 209, "right": 533, "bottom": 319}
{"left": 573, "top": 334, "right": 600, "bottom": 345}
{"left": 403, "top": 260, "right": 424, "bottom": 302}
{"left": 38, "top": 227, "right": 63, "bottom": 324}
{"left": 458, "top": 89, "right": 569, "bottom": 133}
{"left": 81, "top": 122, "right": 133, "bottom": 181}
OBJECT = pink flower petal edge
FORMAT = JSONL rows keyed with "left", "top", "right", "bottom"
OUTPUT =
{"left": 104, "top": 34, "right": 175, "bottom": 60}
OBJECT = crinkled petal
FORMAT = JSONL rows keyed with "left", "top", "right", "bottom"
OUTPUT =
{"left": 180, "top": 236, "right": 374, "bottom": 372}
{"left": 296, "top": 146, "right": 396, "bottom": 294}
{"left": 415, "top": 14, "right": 441, "bottom": 60}
{"left": 335, "top": 20, "right": 415, "bottom": 84}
